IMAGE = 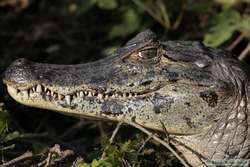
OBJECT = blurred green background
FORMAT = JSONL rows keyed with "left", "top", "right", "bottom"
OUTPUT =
{"left": 0, "top": 0, "right": 250, "bottom": 166}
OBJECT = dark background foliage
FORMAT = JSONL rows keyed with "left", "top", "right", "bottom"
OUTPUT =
{"left": 0, "top": 0, "right": 250, "bottom": 166}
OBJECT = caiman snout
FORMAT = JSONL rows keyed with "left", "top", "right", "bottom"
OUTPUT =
{"left": 3, "top": 58, "right": 38, "bottom": 89}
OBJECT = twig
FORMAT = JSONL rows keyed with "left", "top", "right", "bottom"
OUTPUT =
{"left": 1, "top": 144, "right": 15, "bottom": 164}
{"left": 59, "top": 120, "right": 86, "bottom": 139}
{"left": 109, "top": 121, "right": 123, "bottom": 144}
{"left": 48, "top": 136, "right": 78, "bottom": 152}
{"left": 101, "top": 121, "right": 123, "bottom": 159}
{"left": 137, "top": 135, "right": 152, "bottom": 153}
{"left": 132, "top": 0, "right": 170, "bottom": 30}
{"left": 38, "top": 144, "right": 74, "bottom": 167}
{"left": 123, "top": 119, "right": 190, "bottom": 167}
{"left": 227, "top": 33, "right": 245, "bottom": 51}
{"left": 0, "top": 151, "right": 33, "bottom": 167}
{"left": 171, "top": 0, "right": 186, "bottom": 30}
{"left": 160, "top": 121, "right": 170, "bottom": 143}
{"left": 0, "top": 144, "right": 15, "bottom": 152}
{"left": 47, "top": 149, "right": 74, "bottom": 167}
{"left": 19, "top": 132, "right": 48, "bottom": 139}
{"left": 239, "top": 42, "right": 250, "bottom": 60}
{"left": 44, "top": 152, "right": 52, "bottom": 167}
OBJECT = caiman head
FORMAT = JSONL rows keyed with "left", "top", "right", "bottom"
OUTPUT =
{"left": 3, "top": 30, "right": 250, "bottom": 166}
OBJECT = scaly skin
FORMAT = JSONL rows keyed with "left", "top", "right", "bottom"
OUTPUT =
{"left": 3, "top": 30, "right": 250, "bottom": 166}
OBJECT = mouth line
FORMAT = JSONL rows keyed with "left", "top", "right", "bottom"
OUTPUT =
{"left": 6, "top": 84, "right": 156, "bottom": 105}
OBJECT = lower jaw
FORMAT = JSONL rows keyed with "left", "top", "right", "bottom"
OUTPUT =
{"left": 7, "top": 84, "right": 145, "bottom": 118}
{"left": 7, "top": 86, "right": 158, "bottom": 131}
{"left": 7, "top": 85, "right": 120, "bottom": 120}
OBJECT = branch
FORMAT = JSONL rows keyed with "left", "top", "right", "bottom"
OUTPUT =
{"left": 101, "top": 121, "right": 123, "bottom": 159}
{"left": 239, "top": 42, "right": 250, "bottom": 60}
{"left": 0, "top": 151, "right": 33, "bottom": 167}
{"left": 123, "top": 119, "right": 190, "bottom": 167}
{"left": 132, "top": 0, "right": 170, "bottom": 30}
{"left": 227, "top": 33, "right": 245, "bottom": 51}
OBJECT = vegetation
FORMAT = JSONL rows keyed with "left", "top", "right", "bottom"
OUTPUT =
{"left": 0, "top": 0, "right": 250, "bottom": 166}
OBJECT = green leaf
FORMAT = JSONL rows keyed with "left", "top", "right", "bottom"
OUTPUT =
{"left": 120, "top": 140, "right": 132, "bottom": 152}
{"left": 204, "top": 29, "right": 235, "bottom": 47}
{"left": 0, "top": 111, "right": 9, "bottom": 136}
{"left": 91, "top": 159, "right": 100, "bottom": 167}
{"left": 204, "top": 10, "right": 241, "bottom": 47}
{"left": 77, "top": 158, "right": 113, "bottom": 167}
{"left": 0, "top": 103, "right": 9, "bottom": 137}
{"left": 77, "top": 163, "right": 91, "bottom": 167}
{"left": 92, "top": 159, "right": 113, "bottom": 167}
{"left": 238, "top": 16, "right": 250, "bottom": 37}
{"left": 92, "top": 0, "right": 118, "bottom": 10}
{"left": 108, "top": 9, "right": 140, "bottom": 38}
{"left": 214, "top": 0, "right": 239, "bottom": 9}
{"left": 0, "top": 144, "right": 15, "bottom": 151}
{"left": 3, "top": 131, "right": 20, "bottom": 142}
{"left": 188, "top": 2, "right": 213, "bottom": 13}
{"left": 74, "top": 1, "right": 96, "bottom": 14}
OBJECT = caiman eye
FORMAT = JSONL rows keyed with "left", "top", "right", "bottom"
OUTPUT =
{"left": 138, "top": 49, "right": 157, "bottom": 59}
{"left": 136, "top": 49, "right": 159, "bottom": 62}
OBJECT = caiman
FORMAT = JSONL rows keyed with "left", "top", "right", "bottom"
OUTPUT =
{"left": 3, "top": 30, "right": 250, "bottom": 167}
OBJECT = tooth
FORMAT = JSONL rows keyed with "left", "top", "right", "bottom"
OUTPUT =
{"left": 84, "top": 91, "right": 88, "bottom": 95}
{"left": 32, "top": 87, "right": 36, "bottom": 92}
{"left": 47, "top": 91, "right": 50, "bottom": 96}
{"left": 97, "top": 93, "right": 103, "bottom": 99}
{"left": 115, "top": 94, "right": 119, "bottom": 98}
{"left": 80, "top": 91, "right": 84, "bottom": 97}
{"left": 129, "top": 93, "right": 132, "bottom": 98}
{"left": 44, "top": 87, "right": 47, "bottom": 92}
{"left": 58, "top": 94, "right": 62, "bottom": 100}
{"left": 30, "top": 89, "right": 33, "bottom": 93}
{"left": 22, "top": 90, "right": 29, "bottom": 99}
{"left": 76, "top": 92, "right": 80, "bottom": 97}
{"left": 88, "top": 92, "right": 92, "bottom": 97}
{"left": 123, "top": 93, "right": 126, "bottom": 98}
{"left": 60, "top": 94, "right": 65, "bottom": 100}
{"left": 65, "top": 95, "right": 71, "bottom": 105}
{"left": 36, "top": 85, "right": 42, "bottom": 92}
{"left": 111, "top": 94, "right": 115, "bottom": 98}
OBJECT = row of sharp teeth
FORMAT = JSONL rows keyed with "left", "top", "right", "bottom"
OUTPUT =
{"left": 15, "top": 84, "right": 141, "bottom": 104}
